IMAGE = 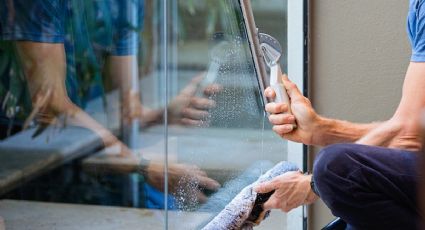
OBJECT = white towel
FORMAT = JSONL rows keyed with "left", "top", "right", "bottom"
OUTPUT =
{"left": 202, "top": 161, "right": 299, "bottom": 230}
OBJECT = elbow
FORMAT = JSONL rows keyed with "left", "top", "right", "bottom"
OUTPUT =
{"left": 390, "top": 113, "right": 420, "bottom": 134}
{"left": 387, "top": 114, "right": 423, "bottom": 151}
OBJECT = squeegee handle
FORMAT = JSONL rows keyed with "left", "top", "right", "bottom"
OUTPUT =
{"left": 270, "top": 65, "right": 292, "bottom": 115}
{"left": 271, "top": 83, "right": 292, "bottom": 114}
{"left": 269, "top": 65, "right": 297, "bottom": 129}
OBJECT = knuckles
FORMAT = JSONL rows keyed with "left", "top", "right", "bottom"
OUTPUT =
{"left": 269, "top": 114, "right": 293, "bottom": 125}
{"left": 286, "top": 82, "right": 296, "bottom": 91}
{"left": 272, "top": 125, "right": 293, "bottom": 135}
{"left": 265, "top": 102, "right": 287, "bottom": 114}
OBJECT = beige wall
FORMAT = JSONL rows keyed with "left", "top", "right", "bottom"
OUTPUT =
{"left": 308, "top": 0, "right": 410, "bottom": 229}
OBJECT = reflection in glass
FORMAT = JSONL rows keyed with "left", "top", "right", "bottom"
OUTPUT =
{"left": 163, "top": 0, "right": 289, "bottom": 229}
{"left": 0, "top": 0, "right": 290, "bottom": 229}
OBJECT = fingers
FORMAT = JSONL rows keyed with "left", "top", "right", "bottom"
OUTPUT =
{"left": 180, "top": 118, "right": 207, "bottom": 127}
{"left": 272, "top": 124, "right": 295, "bottom": 135}
{"left": 265, "top": 102, "right": 288, "bottom": 114}
{"left": 177, "top": 164, "right": 220, "bottom": 191}
{"left": 264, "top": 87, "right": 276, "bottom": 99}
{"left": 265, "top": 103, "right": 296, "bottom": 132}
{"left": 254, "top": 180, "right": 277, "bottom": 194}
{"left": 281, "top": 75, "right": 303, "bottom": 100}
{"left": 187, "top": 166, "right": 220, "bottom": 190}
{"left": 190, "top": 97, "right": 216, "bottom": 110}
{"left": 179, "top": 97, "right": 215, "bottom": 125}
{"left": 263, "top": 197, "right": 281, "bottom": 211}
{"left": 265, "top": 75, "right": 302, "bottom": 101}
{"left": 196, "top": 190, "right": 208, "bottom": 204}
{"left": 268, "top": 114, "right": 295, "bottom": 125}
{"left": 203, "top": 84, "right": 222, "bottom": 96}
{"left": 181, "top": 107, "right": 209, "bottom": 121}
{"left": 262, "top": 195, "right": 295, "bottom": 213}
{"left": 197, "top": 175, "right": 221, "bottom": 191}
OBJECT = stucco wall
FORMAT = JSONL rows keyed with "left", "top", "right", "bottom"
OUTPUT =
{"left": 309, "top": 0, "right": 410, "bottom": 229}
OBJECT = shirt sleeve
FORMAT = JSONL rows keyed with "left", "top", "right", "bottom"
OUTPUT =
{"left": 0, "top": 0, "right": 66, "bottom": 43}
{"left": 411, "top": 1, "right": 425, "bottom": 62}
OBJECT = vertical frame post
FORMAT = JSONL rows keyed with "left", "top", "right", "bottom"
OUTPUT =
{"left": 287, "top": 0, "right": 307, "bottom": 229}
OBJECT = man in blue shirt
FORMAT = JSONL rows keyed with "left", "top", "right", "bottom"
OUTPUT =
{"left": 255, "top": 1, "right": 424, "bottom": 229}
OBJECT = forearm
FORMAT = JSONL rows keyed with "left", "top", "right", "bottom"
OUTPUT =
{"left": 17, "top": 42, "right": 126, "bottom": 151}
{"left": 313, "top": 116, "right": 382, "bottom": 146}
{"left": 106, "top": 56, "right": 165, "bottom": 127}
{"left": 267, "top": 64, "right": 424, "bottom": 149}
{"left": 63, "top": 104, "right": 117, "bottom": 146}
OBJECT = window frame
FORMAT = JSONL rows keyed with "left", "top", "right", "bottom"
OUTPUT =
{"left": 286, "top": 0, "right": 307, "bottom": 229}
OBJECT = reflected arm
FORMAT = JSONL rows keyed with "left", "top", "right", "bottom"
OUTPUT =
{"left": 105, "top": 55, "right": 164, "bottom": 127}
{"left": 16, "top": 41, "right": 130, "bottom": 154}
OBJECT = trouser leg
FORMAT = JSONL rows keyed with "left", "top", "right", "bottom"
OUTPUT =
{"left": 313, "top": 143, "right": 419, "bottom": 230}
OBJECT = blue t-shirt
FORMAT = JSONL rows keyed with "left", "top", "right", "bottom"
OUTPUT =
{"left": 0, "top": 0, "right": 144, "bottom": 116}
{"left": 408, "top": 0, "right": 425, "bottom": 62}
{"left": 0, "top": 0, "right": 144, "bottom": 56}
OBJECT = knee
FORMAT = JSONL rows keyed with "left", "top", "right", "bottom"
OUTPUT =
{"left": 313, "top": 144, "right": 358, "bottom": 195}
{"left": 314, "top": 144, "right": 354, "bottom": 175}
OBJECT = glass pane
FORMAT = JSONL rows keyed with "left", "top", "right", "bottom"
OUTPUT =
{"left": 162, "top": 0, "right": 292, "bottom": 229}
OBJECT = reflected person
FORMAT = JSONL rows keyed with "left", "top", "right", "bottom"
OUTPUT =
{"left": 0, "top": 0, "right": 219, "bottom": 205}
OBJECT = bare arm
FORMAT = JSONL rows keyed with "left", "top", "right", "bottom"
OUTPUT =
{"left": 266, "top": 66, "right": 424, "bottom": 150}
{"left": 314, "top": 117, "right": 381, "bottom": 146}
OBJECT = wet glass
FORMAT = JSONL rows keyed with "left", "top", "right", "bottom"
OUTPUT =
{"left": 0, "top": 0, "right": 299, "bottom": 229}
{"left": 162, "top": 0, "right": 291, "bottom": 229}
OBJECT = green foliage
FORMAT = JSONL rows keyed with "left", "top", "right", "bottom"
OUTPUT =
{"left": 0, "top": 41, "right": 31, "bottom": 121}
{"left": 66, "top": 0, "right": 107, "bottom": 108}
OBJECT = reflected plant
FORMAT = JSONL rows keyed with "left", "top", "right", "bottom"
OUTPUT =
{"left": 66, "top": 0, "right": 109, "bottom": 108}
{"left": 0, "top": 42, "right": 32, "bottom": 132}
